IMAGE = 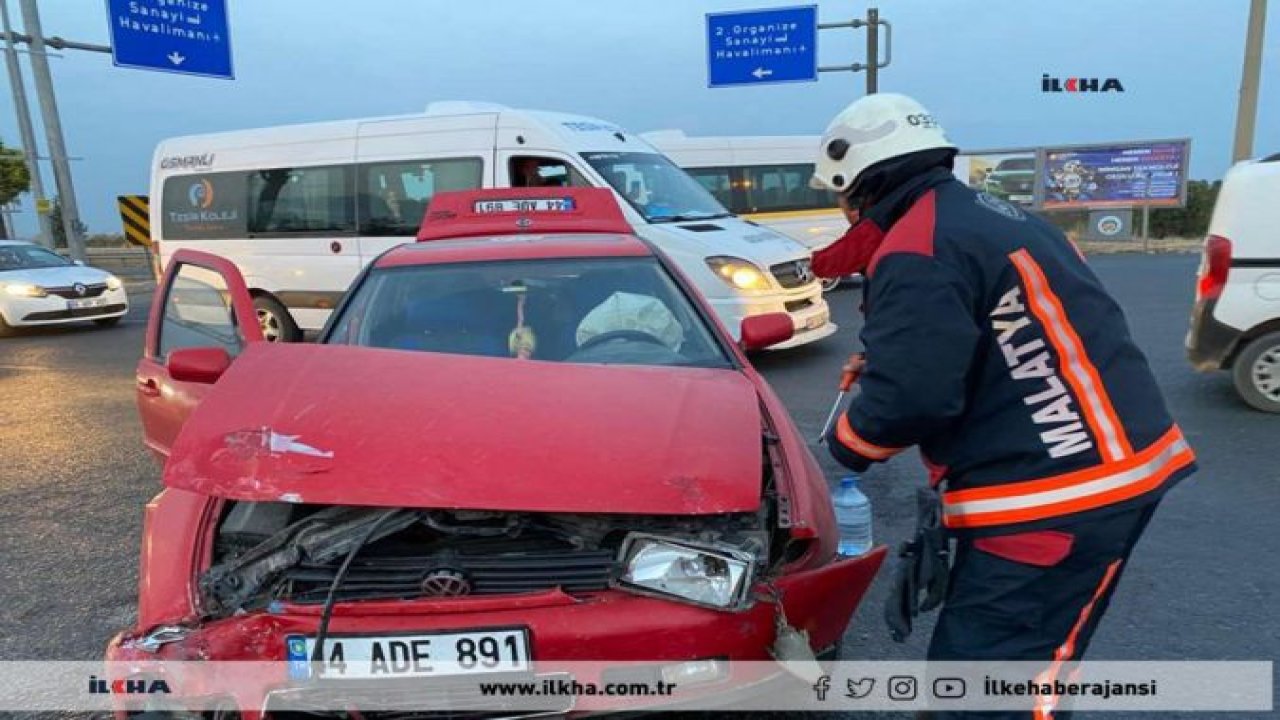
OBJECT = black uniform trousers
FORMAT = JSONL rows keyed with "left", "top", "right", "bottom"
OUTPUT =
{"left": 925, "top": 504, "right": 1159, "bottom": 719}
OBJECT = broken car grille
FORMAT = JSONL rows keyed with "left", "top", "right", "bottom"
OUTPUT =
{"left": 280, "top": 540, "right": 616, "bottom": 603}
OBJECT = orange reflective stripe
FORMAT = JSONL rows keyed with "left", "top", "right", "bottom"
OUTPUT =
{"left": 942, "top": 429, "right": 1193, "bottom": 529}
{"left": 1009, "top": 250, "right": 1134, "bottom": 462}
{"left": 945, "top": 426, "right": 1183, "bottom": 505}
{"left": 1034, "top": 559, "right": 1124, "bottom": 719}
{"left": 946, "top": 449, "right": 1192, "bottom": 529}
{"left": 835, "top": 415, "right": 905, "bottom": 460}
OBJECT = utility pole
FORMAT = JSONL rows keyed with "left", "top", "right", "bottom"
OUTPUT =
{"left": 1, "top": 0, "right": 52, "bottom": 247}
{"left": 17, "top": 0, "right": 85, "bottom": 261}
{"left": 1232, "top": 0, "right": 1267, "bottom": 163}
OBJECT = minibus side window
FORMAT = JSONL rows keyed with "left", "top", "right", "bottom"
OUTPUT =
{"left": 359, "top": 158, "right": 483, "bottom": 236}
{"left": 686, "top": 167, "right": 735, "bottom": 211}
{"left": 247, "top": 166, "right": 354, "bottom": 235}
{"left": 160, "top": 171, "right": 249, "bottom": 240}
{"left": 509, "top": 157, "right": 590, "bottom": 189}
{"left": 741, "top": 163, "right": 836, "bottom": 213}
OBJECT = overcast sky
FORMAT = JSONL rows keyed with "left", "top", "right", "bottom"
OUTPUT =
{"left": 1, "top": 0, "right": 1276, "bottom": 236}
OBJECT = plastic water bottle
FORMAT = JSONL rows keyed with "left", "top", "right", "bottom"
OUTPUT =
{"left": 833, "top": 474, "right": 872, "bottom": 556}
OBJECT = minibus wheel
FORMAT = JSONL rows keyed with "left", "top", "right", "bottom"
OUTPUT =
{"left": 1232, "top": 331, "right": 1280, "bottom": 413}
{"left": 253, "top": 294, "right": 301, "bottom": 343}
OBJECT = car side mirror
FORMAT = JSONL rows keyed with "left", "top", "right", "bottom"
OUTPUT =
{"left": 739, "top": 313, "right": 794, "bottom": 351}
{"left": 168, "top": 347, "right": 232, "bottom": 384}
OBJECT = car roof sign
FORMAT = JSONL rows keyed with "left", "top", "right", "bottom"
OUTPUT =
{"left": 417, "top": 187, "right": 632, "bottom": 242}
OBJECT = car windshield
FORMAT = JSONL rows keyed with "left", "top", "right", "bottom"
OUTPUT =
{"left": 327, "top": 256, "right": 732, "bottom": 369}
{"left": 581, "top": 152, "right": 730, "bottom": 223}
{"left": 997, "top": 158, "right": 1035, "bottom": 172}
{"left": 0, "top": 245, "right": 71, "bottom": 271}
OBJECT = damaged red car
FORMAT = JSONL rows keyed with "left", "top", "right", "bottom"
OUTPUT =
{"left": 109, "top": 188, "right": 885, "bottom": 716}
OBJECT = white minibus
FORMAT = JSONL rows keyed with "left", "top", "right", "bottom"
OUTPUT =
{"left": 641, "top": 131, "right": 847, "bottom": 260}
{"left": 152, "top": 102, "right": 833, "bottom": 347}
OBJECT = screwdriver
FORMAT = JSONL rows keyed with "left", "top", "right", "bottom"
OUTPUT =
{"left": 816, "top": 353, "right": 864, "bottom": 444}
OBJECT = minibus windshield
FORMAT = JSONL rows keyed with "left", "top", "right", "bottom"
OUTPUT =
{"left": 582, "top": 152, "right": 730, "bottom": 224}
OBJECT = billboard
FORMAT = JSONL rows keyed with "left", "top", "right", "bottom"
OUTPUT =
{"left": 961, "top": 150, "right": 1038, "bottom": 207}
{"left": 1041, "top": 140, "right": 1189, "bottom": 210}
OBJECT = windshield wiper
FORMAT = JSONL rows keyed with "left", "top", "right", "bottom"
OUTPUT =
{"left": 649, "top": 212, "right": 732, "bottom": 224}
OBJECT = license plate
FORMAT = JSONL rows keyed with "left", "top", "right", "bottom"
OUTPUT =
{"left": 473, "top": 198, "right": 574, "bottom": 213}
{"left": 805, "top": 311, "right": 828, "bottom": 330}
{"left": 286, "top": 628, "right": 531, "bottom": 680}
{"left": 1010, "top": 194, "right": 1033, "bottom": 203}
{"left": 68, "top": 297, "right": 106, "bottom": 309}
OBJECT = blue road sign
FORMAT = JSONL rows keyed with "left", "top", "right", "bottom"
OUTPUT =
{"left": 706, "top": 5, "right": 817, "bottom": 88}
{"left": 106, "top": 0, "right": 233, "bottom": 79}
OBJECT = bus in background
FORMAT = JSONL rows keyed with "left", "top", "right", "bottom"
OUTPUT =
{"left": 643, "top": 131, "right": 849, "bottom": 290}
{"left": 151, "top": 103, "right": 833, "bottom": 347}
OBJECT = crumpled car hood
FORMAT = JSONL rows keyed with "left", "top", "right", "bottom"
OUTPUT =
{"left": 164, "top": 343, "right": 763, "bottom": 514}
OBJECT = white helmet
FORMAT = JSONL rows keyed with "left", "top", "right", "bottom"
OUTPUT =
{"left": 811, "top": 93, "right": 956, "bottom": 193}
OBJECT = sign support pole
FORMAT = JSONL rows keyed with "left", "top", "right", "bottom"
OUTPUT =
{"left": 17, "top": 0, "right": 85, "bottom": 261}
{"left": 816, "top": 8, "right": 890, "bottom": 89}
{"left": 1141, "top": 205, "right": 1151, "bottom": 253}
{"left": 865, "top": 7, "right": 879, "bottom": 94}
{"left": 0, "top": 0, "right": 53, "bottom": 248}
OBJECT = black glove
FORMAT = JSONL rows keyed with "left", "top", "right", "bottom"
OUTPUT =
{"left": 885, "top": 487, "right": 951, "bottom": 642}
{"left": 826, "top": 431, "right": 873, "bottom": 473}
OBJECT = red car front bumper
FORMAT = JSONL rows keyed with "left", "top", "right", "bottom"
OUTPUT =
{"left": 107, "top": 547, "right": 884, "bottom": 716}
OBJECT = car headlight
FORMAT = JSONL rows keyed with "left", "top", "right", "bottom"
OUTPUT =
{"left": 617, "top": 534, "right": 754, "bottom": 609}
{"left": 705, "top": 256, "right": 771, "bottom": 292}
{"left": 2, "top": 282, "right": 48, "bottom": 298}
{"left": 105, "top": 275, "right": 123, "bottom": 291}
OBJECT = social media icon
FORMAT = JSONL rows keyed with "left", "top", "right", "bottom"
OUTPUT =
{"left": 888, "top": 675, "right": 918, "bottom": 701}
{"left": 812, "top": 675, "right": 831, "bottom": 701}
{"left": 845, "top": 677, "right": 876, "bottom": 699}
{"left": 933, "top": 677, "right": 967, "bottom": 699}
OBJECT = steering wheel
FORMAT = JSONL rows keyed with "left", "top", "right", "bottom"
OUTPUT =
{"left": 576, "top": 329, "right": 669, "bottom": 352}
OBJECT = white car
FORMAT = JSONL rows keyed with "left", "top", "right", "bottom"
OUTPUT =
{"left": 1186, "top": 154, "right": 1280, "bottom": 412}
{"left": 0, "top": 241, "right": 129, "bottom": 336}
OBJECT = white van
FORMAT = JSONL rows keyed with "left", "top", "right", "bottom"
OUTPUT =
{"left": 643, "top": 130, "right": 848, "bottom": 255}
{"left": 1186, "top": 153, "right": 1280, "bottom": 412}
{"left": 151, "top": 102, "right": 834, "bottom": 347}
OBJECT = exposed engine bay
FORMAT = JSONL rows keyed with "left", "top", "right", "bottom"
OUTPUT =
{"left": 194, "top": 434, "right": 800, "bottom": 618}
{"left": 200, "top": 502, "right": 776, "bottom": 618}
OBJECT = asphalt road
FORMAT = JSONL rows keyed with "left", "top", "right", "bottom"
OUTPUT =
{"left": 0, "top": 254, "right": 1276, "bottom": 716}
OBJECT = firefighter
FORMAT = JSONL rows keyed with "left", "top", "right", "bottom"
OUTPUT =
{"left": 809, "top": 94, "right": 1196, "bottom": 719}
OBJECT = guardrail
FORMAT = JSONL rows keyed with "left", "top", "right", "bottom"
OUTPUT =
{"left": 84, "top": 247, "right": 155, "bottom": 279}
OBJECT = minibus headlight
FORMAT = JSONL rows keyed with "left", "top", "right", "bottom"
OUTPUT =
{"left": 706, "top": 256, "right": 771, "bottom": 292}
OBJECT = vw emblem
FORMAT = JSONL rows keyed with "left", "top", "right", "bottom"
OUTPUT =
{"left": 515, "top": 217, "right": 533, "bottom": 229}
{"left": 419, "top": 568, "right": 471, "bottom": 597}
{"left": 73, "top": 283, "right": 87, "bottom": 297}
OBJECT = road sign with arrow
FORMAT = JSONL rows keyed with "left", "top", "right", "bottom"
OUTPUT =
{"left": 106, "top": 0, "right": 233, "bottom": 79}
{"left": 706, "top": 5, "right": 817, "bottom": 88}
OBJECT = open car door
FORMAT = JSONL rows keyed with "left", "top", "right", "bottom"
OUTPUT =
{"left": 136, "top": 249, "right": 262, "bottom": 461}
